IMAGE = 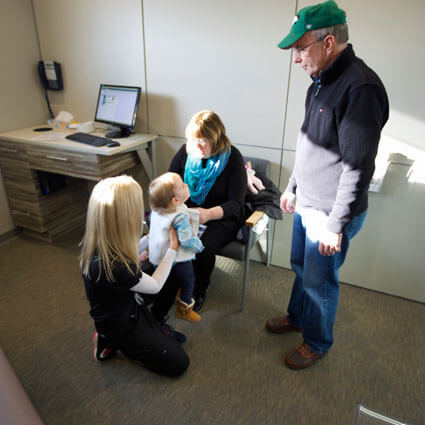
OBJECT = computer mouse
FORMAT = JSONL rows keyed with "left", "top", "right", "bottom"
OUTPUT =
{"left": 106, "top": 141, "right": 121, "bottom": 147}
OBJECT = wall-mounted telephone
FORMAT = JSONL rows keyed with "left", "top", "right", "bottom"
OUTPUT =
{"left": 37, "top": 60, "right": 63, "bottom": 91}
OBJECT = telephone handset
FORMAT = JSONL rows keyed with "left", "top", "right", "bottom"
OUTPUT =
{"left": 37, "top": 60, "right": 63, "bottom": 91}
{"left": 36, "top": 60, "right": 63, "bottom": 121}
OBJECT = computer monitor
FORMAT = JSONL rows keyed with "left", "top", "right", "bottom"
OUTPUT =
{"left": 94, "top": 84, "right": 141, "bottom": 138}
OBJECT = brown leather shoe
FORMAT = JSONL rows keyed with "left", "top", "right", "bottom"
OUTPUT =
{"left": 284, "top": 343, "right": 326, "bottom": 370}
{"left": 265, "top": 317, "right": 302, "bottom": 334}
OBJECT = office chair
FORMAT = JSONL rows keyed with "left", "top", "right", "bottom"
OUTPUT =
{"left": 217, "top": 156, "right": 273, "bottom": 312}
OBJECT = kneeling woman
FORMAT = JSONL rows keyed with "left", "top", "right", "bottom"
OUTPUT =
{"left": 80, "top": 175, "right": 189, "bottom": 377}
{"left": 151, "top": 110, "right": 247, "bottom": 319}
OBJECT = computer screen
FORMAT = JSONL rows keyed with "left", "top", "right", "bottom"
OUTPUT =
{"left": 94, "top": 84, "right": 141, "bottom": 138}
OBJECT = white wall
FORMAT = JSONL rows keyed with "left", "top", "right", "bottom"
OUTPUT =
{"left": 1, "top": 0, "right": 424, "bottom": 301}
{"left": 143, "top": 0, "right": 292, "bottom": 147}
{"left": 32, "top": 0, "right": 148, "bottom": 132}
{"left": 0, "top": 0, "right": 47, "bottom": 235}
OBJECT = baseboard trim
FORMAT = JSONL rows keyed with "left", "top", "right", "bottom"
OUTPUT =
{"left": 0, "top": 227, "right": 20, "bottom": 244}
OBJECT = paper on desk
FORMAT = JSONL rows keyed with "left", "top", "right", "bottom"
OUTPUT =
{"left": 32, "top": 133, "right": 69, "bottom": 142}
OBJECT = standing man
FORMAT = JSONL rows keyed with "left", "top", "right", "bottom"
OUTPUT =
{"left": 266, "top": 0, "right": 389, "bottom": 370}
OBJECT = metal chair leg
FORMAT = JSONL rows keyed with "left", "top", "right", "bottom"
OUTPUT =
{"left": 266, "top": 219, "right": 272, "bottom": 267}
{"left": 241, "top": 228, "right": 252, "bottom": 312}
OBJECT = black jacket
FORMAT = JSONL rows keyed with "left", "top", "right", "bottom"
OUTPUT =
{"left": 287, "top": 44, "right": 389, "bottom": 233}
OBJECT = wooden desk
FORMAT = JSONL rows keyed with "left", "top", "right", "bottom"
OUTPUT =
{"left": 0, "top": 126, "right": 158, "bottom": 241}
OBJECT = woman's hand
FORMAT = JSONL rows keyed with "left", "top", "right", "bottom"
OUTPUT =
{"left": 169, "top": 226, "right": 179, "bottom": 251}
{"left": 197, "top": 207, "right": 210, "bottom": 224}
{"left": 197, "top": 206, "right": 223, "bottom": 224}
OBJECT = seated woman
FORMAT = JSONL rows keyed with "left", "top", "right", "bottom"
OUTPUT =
{"left": 151, "top": 110, "right": 247, "bottom": 319}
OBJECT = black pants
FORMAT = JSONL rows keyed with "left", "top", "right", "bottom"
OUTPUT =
{"left": 105, "top": 303, "right": 189, "bottom": 377}
{"left": 151, "top": 219, "right": 240, "bottom": 321}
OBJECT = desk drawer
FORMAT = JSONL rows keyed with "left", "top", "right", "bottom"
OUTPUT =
{"left": 10, "top": 208, "right": 45, "bottom": 232}
{"left": 0, "top": 161, "right": 36, "bottom": 201}
{"left": 27, "top": 145, "right": 139, "bottom": 180}
{"left": 0, "top": 140, "right": 27, "bottom": 161}
{"left": 0, "top": 156, "right": 40, "bottom": 205}
{"left": 27, "top": 146, "right": 99, "bottom": 179}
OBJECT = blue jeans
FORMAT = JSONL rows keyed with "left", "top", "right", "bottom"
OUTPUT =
{"left": 286, "top": 209, "right": 367, "bottom": 354}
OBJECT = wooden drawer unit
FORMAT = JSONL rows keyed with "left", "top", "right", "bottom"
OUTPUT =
{"left": 10, "top": 207, "right": 45, "bottom": 233}
{"left": 0, "top": 141, "right": 41, "bottom": 229}
{"left": 0, "top": 159, "right": 39, "bottom": 204}
{"left": 0, "top": 141, "right": 33, "bottom": 199}
{"left": 27, "top": 146, "right": 139, "bottom": 180}
{"left": 0, "top": 141, "right": 89, "bottom": 240}
{"left": 8, "top": 179, "right": 88, "bottom": 240}
{"left": 0, "top": 140, "right": 27, "bottom": 161}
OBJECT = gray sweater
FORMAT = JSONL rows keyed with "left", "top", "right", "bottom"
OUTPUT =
{"left": 287, "top": 44, "right": 389, "bottom": 233}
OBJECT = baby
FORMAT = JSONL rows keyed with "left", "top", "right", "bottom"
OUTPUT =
{"left": 145, "top": 172, "right": 204, "bottom": 322}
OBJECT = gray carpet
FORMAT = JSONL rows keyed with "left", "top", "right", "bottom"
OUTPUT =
{"left": 0, "top": 231, "right": 424, "bottom": 425}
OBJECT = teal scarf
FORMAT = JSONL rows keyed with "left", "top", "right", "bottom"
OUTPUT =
{"left": 184, "top": 149, "right": 231, "bottom": 205}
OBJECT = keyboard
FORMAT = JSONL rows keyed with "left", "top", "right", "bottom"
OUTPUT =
{"left": 66, "top": 132, "right": 111, "bottom": 147}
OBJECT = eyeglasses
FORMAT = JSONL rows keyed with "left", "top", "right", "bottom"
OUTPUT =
{"left": 293, "top": 38, "right": 324, "bottom": 55}
{"left": 189, "top": 137, "right": 209, "bottom": 146}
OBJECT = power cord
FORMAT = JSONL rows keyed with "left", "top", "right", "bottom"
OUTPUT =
{"left": 44, "top": 89, "right": 54, "bottom": 119}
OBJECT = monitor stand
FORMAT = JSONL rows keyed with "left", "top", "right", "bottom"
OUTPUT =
{"left": 105, "top": 127, "right": 131, "bottom": 138}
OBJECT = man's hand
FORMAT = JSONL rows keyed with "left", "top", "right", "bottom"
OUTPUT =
{"left": 280, "top": 191, "right": 296, "bottom": 213}
{"left": 319, "top": 230, "right": 342, "bottom": 256}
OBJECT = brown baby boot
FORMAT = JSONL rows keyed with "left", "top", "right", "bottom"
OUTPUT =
{"left": 175, "top": 298, "right": 201, "bottom": 322}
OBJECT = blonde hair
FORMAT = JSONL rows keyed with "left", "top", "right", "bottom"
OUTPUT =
{"left": 149, "top": 172, "right": 180, "bottom": 214}
{"left": 185, "top": 110, "right": 231, "bottom": 155}
{"left": 79, "top": 175, "right": 144, "bottom": 282}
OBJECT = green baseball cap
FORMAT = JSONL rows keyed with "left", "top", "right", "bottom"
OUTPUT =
{"left": 277, "top": 0, "right": 346, "bottom": 49}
